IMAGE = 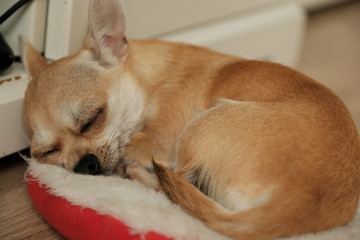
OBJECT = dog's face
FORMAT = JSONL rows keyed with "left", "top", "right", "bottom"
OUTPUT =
{"left": 22, "top": 0, "right": 144, "bottom": 175}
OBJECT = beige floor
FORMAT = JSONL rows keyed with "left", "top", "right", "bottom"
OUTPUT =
{"left": 0, "top": 2, "right": 359, "bottom": 239}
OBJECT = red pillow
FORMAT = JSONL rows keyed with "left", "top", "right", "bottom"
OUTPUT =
{"left": 27, "top": 175, "right": 170, "bottom": 240}
{"left": 26, "top": 159, "right": 360, "bottom": 240}
{"left": 26, "top": 159, "right": 227, "bottom": 240}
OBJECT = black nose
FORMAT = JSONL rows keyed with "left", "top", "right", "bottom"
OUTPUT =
{"left": 73, "top": 154, "right": 103, "bottom": 175}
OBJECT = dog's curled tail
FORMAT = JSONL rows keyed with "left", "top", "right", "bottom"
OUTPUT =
{"left": 152, "top": 161, "right": 277, "bottom": 240}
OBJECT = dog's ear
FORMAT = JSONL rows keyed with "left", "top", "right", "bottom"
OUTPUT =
{"left": 19, "top": 36, "right": 48, "bottom": 81}
{"left": 85, "top": 0, "right": 128, "bottom": 67}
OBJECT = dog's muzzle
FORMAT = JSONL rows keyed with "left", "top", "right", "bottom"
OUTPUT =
{"left": 73, "top": 153, "right": 103, "bottom": 175}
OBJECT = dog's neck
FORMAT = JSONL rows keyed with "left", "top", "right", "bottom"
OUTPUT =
{"left": 126, "top": 40, "right": 175, "bottom": 91}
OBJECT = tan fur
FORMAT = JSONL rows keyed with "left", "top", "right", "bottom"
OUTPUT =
{"left": 22, "top": 0, "right": 360, "bottom": 239}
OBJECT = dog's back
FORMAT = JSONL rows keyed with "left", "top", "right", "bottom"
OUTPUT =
{"left": 144, "top": 55, "right": 360, "bottom": 239}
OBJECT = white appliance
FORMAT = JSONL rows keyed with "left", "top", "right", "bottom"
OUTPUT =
{"left": 0, "top": 0, "right": 309, "bottom": 158}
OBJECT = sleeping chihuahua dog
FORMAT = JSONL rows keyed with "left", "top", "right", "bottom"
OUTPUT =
{"left": 22, "top": 0, "right": 360, "bottom": 239}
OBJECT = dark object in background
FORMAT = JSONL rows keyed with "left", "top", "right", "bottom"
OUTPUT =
{"left": 0, "top": 0, "right": 32, "bottom": 72}
{"left": 0, "top": 32, "right": 14, "bottom": 73}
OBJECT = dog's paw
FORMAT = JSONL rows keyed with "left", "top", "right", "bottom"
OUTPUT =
{"left": 112, "top": 161, "right": 127, "bottom": 178}
{"left": 125, "top": 161, "right": 160, "bottom": 190}
{"left": 125, "top": 161, "right": 147, "bottom": 180}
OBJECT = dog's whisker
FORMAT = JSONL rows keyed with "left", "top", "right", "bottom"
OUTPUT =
{"left": 109, "top": 145, "right": 127, "bottom": 155}
{"left": 106, "top": 121, "right": 125, "bottom": 146}
{"left": 107, "top": 116, "right": 144, "bottom": 148}
{"left": 113, "top": 121, "right": 143, "bottom": 146}
{"left": 103, "top": 119, "right": 144, "bottom": 164}
{"left": 105, "top": 102, "right": 141, "bottom": 146}
{"left": 106, "top": 122, "right": 142, "bottom": 156}
{"left": 66, "top": 103, "right": 80, "bottom": 126}
{"left": 101, "top": 108, "right": 144, "bottom": 162}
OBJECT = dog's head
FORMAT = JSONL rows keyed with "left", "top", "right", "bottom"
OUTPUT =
{"left": 22, "top": 0, "right": 144, "bottom": 175}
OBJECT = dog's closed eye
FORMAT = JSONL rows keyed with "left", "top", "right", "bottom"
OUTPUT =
{"left": 32, "top": 146, "right": 60, "bottom": 159}
{"left": 80, "top": 108, "right": 104, "bottom": 134}
{"left": 40, "top": 148, "right": 58, "bottom": 158}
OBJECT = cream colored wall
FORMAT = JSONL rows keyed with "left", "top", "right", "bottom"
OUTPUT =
{"left": 121, "top": 0, "right": 280, "bottom": 38}
{"left": 299, "top": 0, "right": 354, "bottom": 10}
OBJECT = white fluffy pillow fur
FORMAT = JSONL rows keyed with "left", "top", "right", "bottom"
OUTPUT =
{"left": 27, "top": 159, "right": 360, "bottom": 240}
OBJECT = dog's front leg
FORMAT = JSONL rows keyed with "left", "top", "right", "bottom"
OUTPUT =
{"left": 123, "top": 131, "right": 174, "bottom": 190}
{"left": 112, "top": 161, "right": 128, "bottom": 178}
{"left": 125, "top": 161, "right": 161, "bottom": 191}
{"left": 124, "top": 132, "right": 174, "bottom": 169}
